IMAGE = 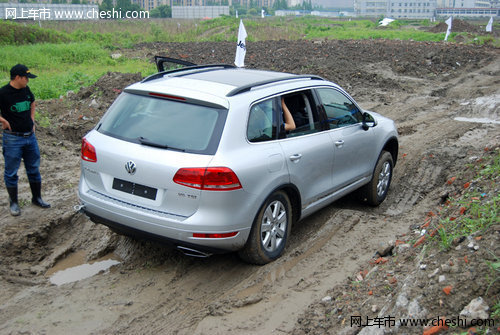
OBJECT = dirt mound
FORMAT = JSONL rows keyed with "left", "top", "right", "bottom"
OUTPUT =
{"left": 37, "top": 72, "right": 142, "bottom": 143}
{"left": 429, "top": 19, "right": 482, "bottom": 33}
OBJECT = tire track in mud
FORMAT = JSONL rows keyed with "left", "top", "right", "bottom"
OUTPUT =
{"left": 191, "top": 206, "right": 414, "bottom": 334}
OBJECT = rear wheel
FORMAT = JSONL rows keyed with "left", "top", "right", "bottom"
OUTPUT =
{"left": 239, "top": 191, "right": 292, "bottom": 265}
{"left": 359, "top": 151, "right": 393, "bottom": 206}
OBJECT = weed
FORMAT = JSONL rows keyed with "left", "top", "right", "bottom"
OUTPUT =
{"left": 485, "top": 251, "right": 500, "bottom": 295}
{"left": 491, "top": 300, "right": 500, "bottom": 318}
{"left": 35, "top": 111, "right": 51, "bottom": 128}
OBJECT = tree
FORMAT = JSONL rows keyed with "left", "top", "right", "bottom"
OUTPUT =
{"left": 116, "top": 0, "right": 142, "bottom": 13}
{"left": 272, "top": 0, "right": 288, "bottom": 10}
{"left": 150, "top": 4, "right": 172, "bottom": 18}
{"left": 99, "top": 0, "right": 113, "bottom": 12}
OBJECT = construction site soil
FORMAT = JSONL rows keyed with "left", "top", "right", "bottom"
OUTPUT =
{"left": 0, "top": 39, "right": 499, "bottom": 335}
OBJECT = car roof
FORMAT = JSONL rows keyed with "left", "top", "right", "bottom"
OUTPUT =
{"left": 125, "top": 66, "right": 327, "bottom": 108}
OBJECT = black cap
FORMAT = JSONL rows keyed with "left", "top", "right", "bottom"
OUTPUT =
{"left": 10, "top": 64, "right": 37, "bottom": 79}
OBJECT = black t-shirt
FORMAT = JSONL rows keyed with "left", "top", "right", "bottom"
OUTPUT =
{"left": 0, "top": 83, "right": 35, "bottom": 133}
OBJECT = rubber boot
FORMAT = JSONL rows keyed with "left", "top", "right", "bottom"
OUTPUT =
{"left": 29, "top": 182, "right": 51, "bottom": 208}
{"left": 6, "top": 186, "right": 21, "bottom": 216}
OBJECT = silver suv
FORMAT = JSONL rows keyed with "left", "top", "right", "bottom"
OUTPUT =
{"left": 78, "top": 60, "right": 398, "bottom": 264}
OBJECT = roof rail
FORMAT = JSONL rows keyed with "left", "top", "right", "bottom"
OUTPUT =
{"left": 142, "top": 64, "right": 236, "bottom": 83}
{"left": 226, "top": 75, "right": 325, "bottom": 97}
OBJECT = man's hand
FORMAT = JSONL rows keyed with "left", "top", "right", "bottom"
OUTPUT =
{"left": 0, "top": 117, "right": 11, "bottom": 131}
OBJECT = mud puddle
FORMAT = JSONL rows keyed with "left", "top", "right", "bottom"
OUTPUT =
{"left": 45, "top": 251, "right": 121, "bottom": 286}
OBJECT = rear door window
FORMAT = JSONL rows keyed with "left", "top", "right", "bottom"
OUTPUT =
{"left": 247, "top": 98, "right": 278, "bottom": 142}
{"left": 98, "top": 92, "right": 227, "bottom": 154}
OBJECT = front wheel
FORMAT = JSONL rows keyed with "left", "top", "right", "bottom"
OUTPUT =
{"left": 359, "top": 151, "right": 393, "bottom": 206}
{"left": 238, "top": 191, "right": 292, "bottom": 265}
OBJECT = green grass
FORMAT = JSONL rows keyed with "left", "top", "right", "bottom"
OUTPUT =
{"left": 0, "top": 42, "right": 153, "bottom": 99}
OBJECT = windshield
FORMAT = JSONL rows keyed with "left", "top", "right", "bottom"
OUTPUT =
{"left": 98, "top": 93, "right": 227, "bottom": 154}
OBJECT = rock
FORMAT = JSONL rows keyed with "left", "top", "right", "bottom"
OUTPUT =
{"left": 89, "top": 99, "right": 100, "bottom": 108}
{"left": 428, "top": 268, "right": 440, "bottom": 278}
{"left": 377, "top": 241, "right": 394, "bottom": 257}
{"left": 338, "top": 327, "right": 359, "bottom": 335}
{"left": 438, "top": 275, "right": 446, "bottom": 283}
{"left": 408, "top": 299, "right": 426, "bottom": 318}
{"left": 396, "top": 292, "right": 409, "bottom": 308}
{"left": 459, "top": 297, "right": 489, "bottom": 327}
{"left": 396, "top": 243, "right": 411, "bottom": 254}
{"left": 233, "top": 294, "right": 262, "bottom": 308}
{"left": 321, "top": 296, "right": 332, "bottom": 304}
{"left": 441, "top": 264, "right": 450, "bottom": 273}
{"left": 359, "top": 326, "right": 385, "bottom": 335}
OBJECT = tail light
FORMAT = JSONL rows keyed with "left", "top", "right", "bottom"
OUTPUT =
{"left": 81, "top": 138, "right": 97, "bottom": 162}
{"left": 173, "top": 167, "right": 242, "bottom": 191}
{"left": 193, "top": 232, "right": 239, "bottom": 238}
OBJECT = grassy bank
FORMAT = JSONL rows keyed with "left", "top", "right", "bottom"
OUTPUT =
{"left": 0, "top": 42, "right": 153, "bottom": 99}
{"left": 2, "top": 16, "right": 497, "bottom": 46}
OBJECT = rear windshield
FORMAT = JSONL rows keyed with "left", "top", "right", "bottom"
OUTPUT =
{"left": 98, "top": 92, "right": 227, "bottom": 154}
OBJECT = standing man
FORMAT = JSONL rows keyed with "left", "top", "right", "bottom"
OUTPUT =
{"left": 0, "top": 64, "right": 50, "bottom": 216}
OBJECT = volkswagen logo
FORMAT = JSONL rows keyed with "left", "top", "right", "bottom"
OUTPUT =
{"left": 125, "top": 161, "right": 136, "bottom": 175}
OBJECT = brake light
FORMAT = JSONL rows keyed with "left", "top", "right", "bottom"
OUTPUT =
{"left": 81, "top": 138, "right": 97, "bottom": 162}
{"left": 149, "top": 92, "right": 186, "bottom": 101}
{"left": 193, "top": 232, "right": 239, "bottom": 238}
{"left": 173, "top": 167, "right": 242, "bottom": 191}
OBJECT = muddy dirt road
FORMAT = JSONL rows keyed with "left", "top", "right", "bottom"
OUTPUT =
{"left": 0, "top": 40, "right": 498, "bottom": 334}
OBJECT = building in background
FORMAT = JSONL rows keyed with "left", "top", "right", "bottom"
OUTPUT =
{"left": 388, "top": 0, "right": 437, "bottom": 18}
{"left": 354, "top": 0, "right": 498, "bottom": 17}
{"left": 172, "top": 5, "right": 229, "bottom": 17}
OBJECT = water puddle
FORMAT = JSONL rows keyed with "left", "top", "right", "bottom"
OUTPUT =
{"left": 46, "top": 251, "right": 121, "bottom": 286}
{"left": 454, "top": 117, "right": 500, "bottom": 125}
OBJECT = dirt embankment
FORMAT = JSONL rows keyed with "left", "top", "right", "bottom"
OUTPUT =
{"left": 0, "top": 40, "right": 498, "bottom": 335}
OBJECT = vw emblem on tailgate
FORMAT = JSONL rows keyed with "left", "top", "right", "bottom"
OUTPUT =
{"left": 125, "top": 161, "right": 136, "bottom": 175}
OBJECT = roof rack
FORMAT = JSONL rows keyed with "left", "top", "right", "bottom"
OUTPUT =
{"left": 226, "top": 75, "right": 325, "bottom": 97}
{"left": 142, "top": 64, "right": 236, "bottom": 83}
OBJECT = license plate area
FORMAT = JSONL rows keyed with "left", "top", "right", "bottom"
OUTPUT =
{"left": 112, "top": 178, "right": 157, "bottom": 200}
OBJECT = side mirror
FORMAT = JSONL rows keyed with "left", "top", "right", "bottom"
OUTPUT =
{"left": 362, "top": 112, "right": 377, "bottom": 131}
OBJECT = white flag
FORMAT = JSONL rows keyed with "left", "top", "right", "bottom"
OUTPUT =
{"left": 486, "top": 17, "right": 493, "bottom": 32}
{"left": 444, "top": 16, "right": 452, "bottom": 41}
{"left": 234, "top": 20, "right": 247, "bottom": 68}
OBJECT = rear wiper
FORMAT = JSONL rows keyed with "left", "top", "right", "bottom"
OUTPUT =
{"left": 137, "top": 137, "right": 185, "bottom": 152}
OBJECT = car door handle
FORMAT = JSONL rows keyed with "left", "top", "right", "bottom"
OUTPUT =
{"left": 335, "top": 140, "right": 345, "bottom": 148}
{"left": 289, "top": 154, "right": 302, "bottom": 162}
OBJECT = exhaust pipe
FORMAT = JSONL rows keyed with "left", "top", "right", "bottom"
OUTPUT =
{"left": 177, "top": 246, "right": 212, "bottom": 258}
{"left": 74, "top": 204, "right": 85, "bottom": 213}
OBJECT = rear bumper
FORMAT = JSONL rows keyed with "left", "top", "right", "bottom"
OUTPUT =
{"left": 78, "top": 187, "right": 252, "bottom": 253}
{"left": 83, "top": 210, "right": 230, "bottom": 255}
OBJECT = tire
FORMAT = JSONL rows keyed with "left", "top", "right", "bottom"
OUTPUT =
{"left": 359, "top": 151, "right": 393, "bottom": 206}
{"left": 238, "top": 191, "right": 292, "bottom": 265}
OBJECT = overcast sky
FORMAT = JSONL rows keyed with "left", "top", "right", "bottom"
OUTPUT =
{"left": 313, "top": 0, "right": 354, "bottom": 8}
